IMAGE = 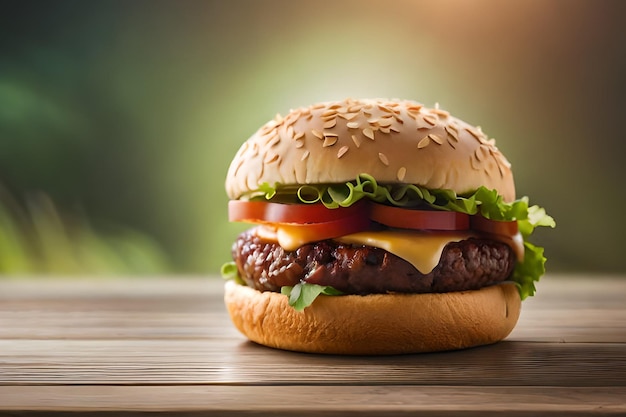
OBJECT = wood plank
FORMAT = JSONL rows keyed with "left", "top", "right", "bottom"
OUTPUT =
{"left": 2, "top": 303, "right": 623, "bottom": 342}
{"left": 0, "top": 275, "right": 624, "bottom": 415}
{"left": 1, "top": 274, "right": 623, "bottom": 304}
{"left": 0, "top": 339, "right": 625, "bottom": 386}
{"left": 0, "top": 275, "right": 624, "bottom": 388}
{"left": 0, "top": 385, "right": 624, "bottom": 416}
{"left": 1, "top": 275, "right": 625, "bottom": 343}
{"left": 0, "top": 276, "right": 624, "bottom": 387}
{"left": 0, "top": 276, "right": 221, "bottom": 298}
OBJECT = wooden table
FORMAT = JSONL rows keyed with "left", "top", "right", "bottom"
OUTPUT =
{"left": 0, "top": 275, "right": 624, "bottom": 416}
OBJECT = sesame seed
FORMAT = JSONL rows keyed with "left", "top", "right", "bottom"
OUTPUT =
{"left": 261, "top": 127, "right": 277, "bottom": 140}
{"left": 301, "top": 150, "right": 310, "bottom": 161}
{"left": 423, "top": 115, "right": 437, "bottom": 126}
{"left": 475, "top": 145, "right": 492, "bottom": 162}
{"left": 378, "top": 117, "right": 393, "bottom": 127}
{"left": 262, "top": 120, "right": 277, "bottom": 131}
{"left": 339, "top": 112, "right": 359, "bottom": 120}
{"left": 378, "top": 152, "right": 389, "bottom": 166}
{"left": 293, "top": 131, "right": 305, "bottom": 140}
{"left": 428, "top": 133, "right": 443, "bottom": 145}
{"left": 363, "top": 128, "right": 375, "bottom": 140}
{"left": 466, "top": 127, "right": 486, "bottom": 143}
{"left": 264, "top": 153, "right": 279, "bottom": 164}
{"left": 351, "top": 134, "right": 361, "bottom": 148}
{"left": 417, "top": 136, "right": 430, "bottom": 149}
{"left": 397, "top": 167, "right": 407, "bottom": 181}
{"left": 407, "top": 105, "right": 423, "bottom": 115}
{"left": 347, "top": 122, "right": 360, "bottom": 129}
{"left": 295, "top": 140, "right": 304, "bottom": 149}
{"left": 323, "top": 119, "right": 337, "bottom": 129}
{"left": 337, "top": 146, "right": 349, "bottom": 158}
{"left": 312, "top": 130, "right": 323, "bottom": 139}
{"left": 498, "top": 152, "right": 511, "bottom": 168}
{"left": 445, "top": 125, "right": 459, "bottom": 141}
{"left": 416, "top": 120, "right": 432, "bottom": 130}
{"left": 266, "top": 135, "right": 280, "bottom": 147}
{"left": 323, "top": 136, "right": 338, "bottom": 147}
{"left": 432, "top": 108, "right": 450, "bottom": 118}
{"left": 284, "top": 112, "right": 299, "bottom": 126}
{"left": 492, "top": 157, "right": 505, "bottom": 177}
{"left": 470, "top": 155, "right": 481, "bottom": 170}
{"left": 478, "top": 144, "right": 490, "bottom": 160}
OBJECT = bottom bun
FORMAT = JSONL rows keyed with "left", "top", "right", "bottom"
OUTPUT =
{"left": 224, "top": 280, "right": 521, "bottom": 355}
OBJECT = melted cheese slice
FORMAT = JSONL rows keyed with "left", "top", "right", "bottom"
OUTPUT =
{"left": 254, "top": 226, "right": 524, "bottom": 274}
{"left": 338, "top": 230, "right": 473, "bottom": 274}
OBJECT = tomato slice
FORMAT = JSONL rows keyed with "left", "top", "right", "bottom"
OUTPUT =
{"left": 228, "top": 200, "right": 369, "bottom": 224}
{"left": 370, "top": 204, "right": 470, "bottom": 231}
{"left": 230, "top": 199, "right": 518, "bottom": 239}
{"left": 470, "top": 215, "right": 518, "bottom": 237}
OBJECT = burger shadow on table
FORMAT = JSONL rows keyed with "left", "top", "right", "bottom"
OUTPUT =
{"left": 234, "top": 339, "right": 555, "bottom": 386}
{"left": 231, "top": 337, "right": 591, "bottom": 387}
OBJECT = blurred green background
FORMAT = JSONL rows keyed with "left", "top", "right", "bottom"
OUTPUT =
{"left": 0, "top": 0, "right": 624, "bottom": 276}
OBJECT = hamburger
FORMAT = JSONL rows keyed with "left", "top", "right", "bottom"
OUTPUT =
{"left": 222, "top": 98, "right": 554, "bottom": 355}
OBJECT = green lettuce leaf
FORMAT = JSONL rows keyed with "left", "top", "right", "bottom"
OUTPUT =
{"left": 220, "top": 261, "right": 245, "bottom": 285}
{"left": 281, "top": 283, "right": 343, "bottom": 311}
{"left": 232, "top": 173, "right": 555, "bottom": 305}
{"left": 513, "top": 241, "right": 546, "bottom": 300}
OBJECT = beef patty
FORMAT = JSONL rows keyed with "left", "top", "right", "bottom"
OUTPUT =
{"left": 231, "top": 229, "right": 516, "bottom": 295}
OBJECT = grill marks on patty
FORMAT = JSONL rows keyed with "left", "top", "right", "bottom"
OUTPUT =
{"left": 232, "top": 230, "right": 516, "bottom": 295}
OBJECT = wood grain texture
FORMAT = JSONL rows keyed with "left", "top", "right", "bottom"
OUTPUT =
{"left": 0, "top": 274, "right": 624, "bottom": 415}
{"left": 0, "top": 386, "right": 625, "bottom": 416}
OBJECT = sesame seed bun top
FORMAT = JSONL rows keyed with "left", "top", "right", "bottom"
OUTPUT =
{"left": 225, "top": 98, "right": 515, "bottom": 202}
